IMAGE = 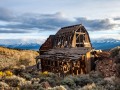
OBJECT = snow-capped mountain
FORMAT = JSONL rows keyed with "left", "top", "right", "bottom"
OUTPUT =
{"left": 91, "top": 38, "right": 120, "bottom": 50}
{"left": 7, "top": 43, "right": 40, "bottom": 51}
{"left": 0, "top": 38, "right": 120, "bottom": 51}
{"left": 0, "top": 39, "right": 42, "bottom": 51}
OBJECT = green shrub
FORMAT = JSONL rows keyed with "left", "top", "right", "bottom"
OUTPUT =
{"left": 61, "top": 77, "right": 76, "bottom": 89}
{"left": 48, "top": 72, "right": 58, "bottom": 79}
{"left": 74, "top": 75, "right": 93, "bottom": 87}
{"left": 39, "top": 77, "right": 58, "bottom": 87}
{"left": 20, "top": 83, "right": 45, "bottom": 90}
{"left": 38, "top": 72, "right": 60, "bottom": 87}
{"left": 46, "top": 77, "right": 58, "bottom": 87}
{"left": 20, "top": 73, "right": 33, "bottom": 80}
{"left": 89, "top": 71, "right": 103, "bottom": 79}
{"left": 89, "top": 71, "right": 105, "bottom": 84}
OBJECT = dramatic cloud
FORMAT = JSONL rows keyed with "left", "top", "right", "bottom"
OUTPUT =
{"left": 0, "top": 29, "right": 29, "bottom": 33}
{"left": 76, "top": 18, "right": 116, "bottom": 30}
{"left": 0, "top": 8, "right": 14, "bottom": 21}
{"left": 0, "top": 7, "right": 119, "bottom": 34}
{"left": 114, "top": 17, "right": 120, "bottom": 20}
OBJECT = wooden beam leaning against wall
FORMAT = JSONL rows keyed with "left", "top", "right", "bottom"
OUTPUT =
{"left": 72, "top": 32, "right": 76, "bottom": 47}
{"left": 85, "top": 52, "right": 91, "bottom": 73}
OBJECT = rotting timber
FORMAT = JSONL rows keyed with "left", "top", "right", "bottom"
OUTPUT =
{"left": 36, "top": 24, "right": 99, "bottom": 76}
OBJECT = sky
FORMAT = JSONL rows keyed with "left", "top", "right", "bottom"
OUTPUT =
{"left": 0, "top": 0, "right": 120, "bottom": 44}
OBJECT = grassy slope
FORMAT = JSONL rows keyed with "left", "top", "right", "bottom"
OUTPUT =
{"left": 0, "top": 46, "right": 39, "bottom": 70}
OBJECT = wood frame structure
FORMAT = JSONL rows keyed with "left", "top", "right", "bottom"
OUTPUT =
{"left": 36, "top": 24, "right": 97, "bottom": 76}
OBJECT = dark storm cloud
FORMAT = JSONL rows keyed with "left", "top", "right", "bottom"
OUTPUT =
{"left": 76, "top": 18, "right": 116, "bottom": 30}
{"left": 15, "top": 12, "right": 74, "bottom": 30}
{"left": 0, "top": 7, "right": 15, "bottom": 21}
{"left": 0, "top": 7, "right": 119, "bottom": 34}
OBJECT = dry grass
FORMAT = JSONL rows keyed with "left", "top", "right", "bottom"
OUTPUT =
{"left": 0, "top": 47, "right": 39, "bottom": 70}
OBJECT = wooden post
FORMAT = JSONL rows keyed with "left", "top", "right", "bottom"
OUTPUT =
{"left": 86, "top": 52, "right": 91, "bottom": 73}
{"left": 72, "top": 32, "right": 76, "bottom": 47}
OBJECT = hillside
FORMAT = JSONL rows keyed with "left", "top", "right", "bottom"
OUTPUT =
{"left": 0, "top": 46, "right": 120, "bottom": 90}
{"left": 0, "top": 46, "right": 39, "bottom": 70}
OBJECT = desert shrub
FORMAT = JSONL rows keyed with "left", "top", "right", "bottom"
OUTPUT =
{"left": 79, "top": 83, "right": 96, "bottom": 90}
{"left": 46, "top": 77, "right": 58, "bottom": 87}
{"left": 31, "top": 78, "right": 40, "bottom": 84}
{"left": 39, "top": 77, "right": 58, "bottom": 87}
{"left": 42, "top": 71, "right": 48, "bottom": 76}
{"left": 18, "top": 59, "right": 31, "bottom": 66}
{"left": 4, "top": 75, "right": 26, "bottom": 87}
{"left": 61, "top": 75, "right": 94, "bottom": 89}
{"left": 20, "top": 72, "right": 33, "bottom": 80}
{"left": 47, "top": 72, "right": 61, "bottom": 86}
{"left": 62, "top": 85, "right": 71, "bottom": 90}
{"left": 48, "top": 72, "right": 58, "bottom": 78}
{"left": 19, "top": 65, "right": 26, "bottom": 70}
{"left": 91, "top": 86, "right": 106, "bottom": 90}
{"left": 89, "top": 71, "right": 105, "bottom": 85}
{"left": 4, "top": 70, "right": 13, "bottom": 76}
{"left": 104, "top": 83, "right": 116, "bottom": 90}
{"left": 0, "top": 82, "right": 10, "bottom": 90}
{"left": 89, "top": 71, "right": 103, "bottom": 79}
{"left": 110, "top": 46, "right": 120, "bottom": 58}
{"left": 48, "top": 85, "right": 66, "bottom": 90}
{"left": 79, "top": 82, "right": 116, "bottom": 90}
{"left": 2, "top": 65, "right": 14, "bottom": 71}
{"left": 13, "top": 66, "right": 27, "bottom": 76}
{"left": 61, "top": 77, "right": 76, "bottom": 89}
{"left": 73, "top": 75, "right": 93, "bottom": 87}
{"left": 29, "top": 71, "right": 40, "bottom": 78}
{"left": 38, "top": 72, "right": 60, "bottom": 87}
{"left": 38, "top": 71, "right": 49, "bottom": 78}
{"left": 94, "top": 77, "right": 116, "bottom": 90}
{"left": 96, "top": 79, "right": 107, "bottom": 86}
{"left": 0, "top": 70, "right": 13, "bottom": 78}
{"left": 0, "top": 71, "right": 4, "bottom": 77}
{"left": 20, "top": 83, "right": 45, "bottom": 90}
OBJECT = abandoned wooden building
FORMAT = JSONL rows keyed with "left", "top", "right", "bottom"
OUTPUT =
{"left": 36, "top": 24, "right": 99, "bottom": 76}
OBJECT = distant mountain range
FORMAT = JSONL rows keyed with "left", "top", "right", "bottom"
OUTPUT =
{"left": 0, "top": 39, "right": 120, "bottom": 51}
{"left": 91, "top": 39, "right": 120, "bottom": 50}
{"left": 0, "top": 39, "right": 41, "bottom": 51}
{"left": 5, "top": 43, "right": 40, "bottom": 51}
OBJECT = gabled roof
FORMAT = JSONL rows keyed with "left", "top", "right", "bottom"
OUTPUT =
{"left": 56, "top": 24, "right": 82, "bottom": 35}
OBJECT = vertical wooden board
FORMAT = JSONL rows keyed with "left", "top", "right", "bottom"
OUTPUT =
{"left": 86, "top": 52, "right": 91, "bottom": 73}
{"left": 72, "top": 33, "right": 76, "bottom": 47}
